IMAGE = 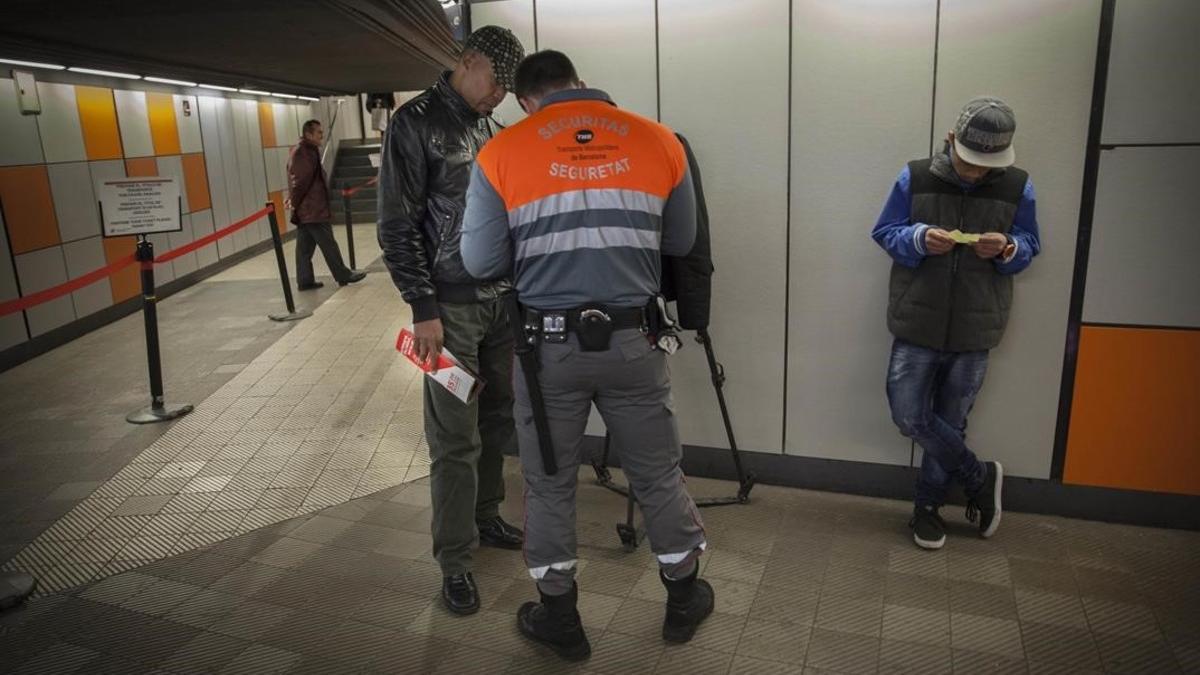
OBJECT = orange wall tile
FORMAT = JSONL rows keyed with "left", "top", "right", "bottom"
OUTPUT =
{"left": 258, "top": 102, "right": 277, "bottom": 148}
{"left": 146, "top": 92, "right": 182, "bottom": 156}
{"left": 1065, "top": 326, "right": 1200, "bottom": 496}
{"left": 75, "top": 86, "right": 124, "bottom": 160}
{"left": 269, "top": 190, "right": 287, "bottom": 233}
{"left": 102, "top": 236, "right": 140, "bottom": 303}
{"left": 124, "top": 157, "right": 158, "bottom": 177}
{"left": 0, "top": 166, "right": 60, "bottom": 254}
{"left": 181, "top": 153, "right": 211, "bottom": 213}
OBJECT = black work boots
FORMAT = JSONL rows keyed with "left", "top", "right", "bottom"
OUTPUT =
{"left": 517, "top": 583, "right": 591, "bottom": 662}
{"left": 660, "top": 566, "right": 716, "bottom": 643}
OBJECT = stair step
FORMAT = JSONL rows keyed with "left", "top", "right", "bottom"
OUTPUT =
{"left": 338, "top": 155, "right": 375, "bottom": 168}
{"left": 335, "top": 167, "right": 377, "bottom": 178}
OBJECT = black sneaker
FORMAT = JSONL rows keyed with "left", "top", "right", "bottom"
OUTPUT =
{"left": 517, "top": 583, "right": 591, "bottom": 661}
{"left": 909, "top": 505, "right": 946, "bottom": 550}
{"left": 967, "top": 461, "right": 1003, "bottom": 539}
{"left": 297, "top": 281, "right": 324, "bottom": 291}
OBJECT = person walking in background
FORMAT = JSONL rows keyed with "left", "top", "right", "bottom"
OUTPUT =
{"left": 287, "top": 119, "right": 365, "bottom": 291}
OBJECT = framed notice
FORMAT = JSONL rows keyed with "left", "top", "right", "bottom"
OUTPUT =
{"left": 97, "top": 177, "right": 183, "bottom": 238}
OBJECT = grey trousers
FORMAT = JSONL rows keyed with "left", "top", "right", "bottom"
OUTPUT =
{"left": 425, "top": 298, "right": 515, "bottom": 576}
{"left": 295, "top": 222, "right": 351, "bottom": 286}
{"left": 515, "top": 328, "right": 707, "bottom": 595}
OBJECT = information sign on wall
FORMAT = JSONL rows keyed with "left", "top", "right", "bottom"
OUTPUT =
{"left": 97, "top": 178, "right": 183, "bottom": 237}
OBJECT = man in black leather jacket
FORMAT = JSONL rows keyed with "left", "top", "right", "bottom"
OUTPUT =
{"left": 377, "top": 25, "right": 526, "bottom": 616}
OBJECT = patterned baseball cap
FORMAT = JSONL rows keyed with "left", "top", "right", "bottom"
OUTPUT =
{"left": 953, "top": 97, "right": 1017, "bottom": 168}
{"left": 464, "top": 25, "right": 526, "bottom": 91}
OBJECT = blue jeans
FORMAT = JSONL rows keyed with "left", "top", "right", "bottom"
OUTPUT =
{"left": 886, "top": 339, "right": 989, "bottom": 508}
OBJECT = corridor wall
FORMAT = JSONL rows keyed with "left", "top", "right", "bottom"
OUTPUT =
{"left": 0, "top": 72, "right": 311, "bottom": 355}
{"left": 460, "top": 0, "right": 1200, "bottom": 517}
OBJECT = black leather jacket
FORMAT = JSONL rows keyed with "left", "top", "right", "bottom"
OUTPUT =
{"left": 377, "top": 72, "right": 511, "bottom": 322}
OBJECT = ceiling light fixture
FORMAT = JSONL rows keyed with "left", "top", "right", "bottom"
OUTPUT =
{"left": 270, "top": 92, "right": 298, "bottom": 99}
{"left": 68, "top": 66, "right": 141, "bottom": 79}
{"left": 145, "top": 76, "right": 197, "bottom": 87}
{"left": 238, "top": 88, "right": 270, "bottom": 96}
{"left": 0, "top": 58, "right": 66, "bottom": 71}
{"left": 298, "top": 96, "right": 319, "bottom": 102}
{"left": 198, "top": 83, "right": 236, "bottom": 92}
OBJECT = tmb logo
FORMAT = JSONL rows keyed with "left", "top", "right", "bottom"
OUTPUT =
{"left": 575, "top": 129, "right": 594, "bottom": 144}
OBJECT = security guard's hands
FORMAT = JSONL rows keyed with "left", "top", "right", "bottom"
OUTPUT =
{"left": 413, "top": 318, "right": 445, "bottom": 373}
{"left": 924, "top": 227, "right": 956, "bottom": 255}
{"left": 972, "top": 232, "right": 1008, "bottom": 259}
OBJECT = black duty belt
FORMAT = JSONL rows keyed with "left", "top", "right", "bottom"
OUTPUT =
{"left": 525, "top": 306, "right": 646, "bottom": 334}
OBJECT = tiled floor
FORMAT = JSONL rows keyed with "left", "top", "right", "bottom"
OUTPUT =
{"left": 2, "top": 225, "right": 1199, "bottom": 673}
{"left": 0, "top": 226, "right": 410, "bottom": 592}
{"left": 2, "top": 467, "right": 1198, "bottom": 674}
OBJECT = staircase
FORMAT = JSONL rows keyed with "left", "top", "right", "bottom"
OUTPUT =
{"left": 329, "top": 139, "right": 380, "bottom": 225}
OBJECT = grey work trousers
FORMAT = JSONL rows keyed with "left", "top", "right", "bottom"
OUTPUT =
{"left": 516, "top": 328, "right": 707, "bottom": 595}
{"left": 425, "top": 298, "right": 515, "bottom": 576}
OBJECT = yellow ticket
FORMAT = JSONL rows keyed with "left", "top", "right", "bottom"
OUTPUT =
{"left": 947, "top": 229, "right": 981, "bottom": 244}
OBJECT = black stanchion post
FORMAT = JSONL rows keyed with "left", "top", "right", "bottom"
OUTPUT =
{"left": 127, "top": 235, "right": 193, "bottom": 424}
{"left": 267, "top": 203, "right": 312, "bottom": 323}
{"left": 343, "top": 191, "right": 357, "bottom": 271}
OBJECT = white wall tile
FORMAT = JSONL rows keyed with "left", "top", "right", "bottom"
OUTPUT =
{"left": 35, "top": 82, "right": 87, "bottom": 163}
{"left": 1104, "top": 0, "right": 1200, "bottom": 145}
{"left": 0, "top": 77, "right": 46, "bottom": 166}
{"left": 168, "top": 213, "right": 198, "bottom": 277}
{"left": 61, "top": 236, "right": 112, "bottom": 318}
{"left": 48, "top": 162, "right": 102, "bottom": 243}
{"left": 174, "top": 94, "right": 203, "bottom": 153}
{"left": 15, "top": 246, "right": 75, "bottom": 336}
{"left": 114, "top": 89, "right": 154, "bottom": 158}
{"left": 1084, "top": 146, "right": 1200, "bottom": 328}
{"left": 264, "top": 147, "right": 284, "bottom": 193}
{"left": 470, "top": 0, "right": 536, "bottom": 126}
{"left": 190, "top": 209, "right": 218, "bottom": 268}
{"left": 147, "top": 232, "right": 175, "bottom": 283}
{"left": 536, "top": 0, "right": 658, "bottom": 120}
{"left": 657, "top": 0, "right": 791, "bottom": 454}
{"left": 198, "top": 96, "right": 233, "bottom": 259}
{"left": 273, "top": 103, "right": 291, "bottom": 149}
{"left": 88, "top": 160, "right": 126, "bottom": 233}
{"left": 784, "top": 0, "right": 937, "bottom": 464}
{"left": 936, "top": 0, "right": 1100, "bottom": 479}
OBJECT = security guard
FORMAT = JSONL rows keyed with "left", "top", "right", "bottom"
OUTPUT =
{"left": 461, "top": 50, "right": 713, "bottom": 661}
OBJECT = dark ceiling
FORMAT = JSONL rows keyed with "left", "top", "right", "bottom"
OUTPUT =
{"left": 0, "top": 0, "right": 462, "bottom": 96}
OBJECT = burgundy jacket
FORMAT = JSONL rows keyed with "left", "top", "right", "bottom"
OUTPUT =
{"left": 287, "top": 138, "right": 331, "bottom": 224}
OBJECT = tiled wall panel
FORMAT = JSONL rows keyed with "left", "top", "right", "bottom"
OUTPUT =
{"left": 146, "top": 92, "right": 182, "bottom": 156}
{"left": 0, "top": 78, "right": 46, "bottom": 166}
{"left": 48, "top": 162, "right": 101, "bottom": 243}
{"left": 35, "top": 82, "right": 87, "bottom": 164}
{"left": 114, "top": 90, "right": 154, "bottom": 158}
{"left": 0, "top": 165, "right": 60, "bottom": 254}
{"left": 168, "top": 213, "right": 199, "bottom": 277}
{"left": 0, "top": 209, "right": 29, "bottom": 350}
{"left": 174, "top": 95, "right": 202, "bottom": 154}
{"left": 75, "top": 86, "right": 123, "bottom": 160}
{"left": 15, "top": 246, "right": 74, "bottom": 336}
{"left": 61, "top": 236, "right": 113, "bottom": 318}
{"left": 156, "top": 155, "right": 189, "bottom": 214}
{"left": 190, "top": 209, "right": 218, "bottom": 268}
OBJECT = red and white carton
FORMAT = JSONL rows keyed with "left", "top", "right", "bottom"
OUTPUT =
{"left": 396, "top": 327, "right": 484, "bottom": 404}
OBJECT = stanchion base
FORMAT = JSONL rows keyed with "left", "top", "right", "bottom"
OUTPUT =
{"left": 127, "top": 403, "right": 193, "bottom": 424}
{"left": 269, "top": 309, "right": 312, "bottom": 322}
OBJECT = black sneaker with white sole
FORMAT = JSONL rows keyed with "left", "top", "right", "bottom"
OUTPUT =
{"left": 966, "top": 461, "right": 1003, "bottom": 538}
{"left": 909, "top": 504, "right": 946, "bottom": 550}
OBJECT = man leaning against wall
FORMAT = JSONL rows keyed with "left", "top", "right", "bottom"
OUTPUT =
{"left": 871, "top": 97, "right": 1041, "bottom": 551}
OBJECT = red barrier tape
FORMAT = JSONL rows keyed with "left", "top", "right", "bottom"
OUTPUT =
{"left": 154, "top": 205, "right": 272, "bottom": 264}
{"left": 0, "top": 254, "right": 137, "bottom": 317}
{"left": 341, "top": 175, "right": 378, "bottom": 198}
{"left": 0, "top": 205, "right": 274, "bottom": 318}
